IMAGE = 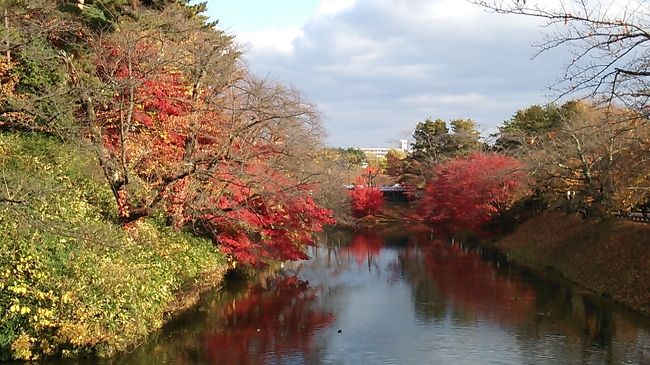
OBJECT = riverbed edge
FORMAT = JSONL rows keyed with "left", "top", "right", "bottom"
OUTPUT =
{"left": 0, "top": 133, "right": 234, "bottom": 361}
{"left": 483, "top": 211, "right": 650, "bottom": 317}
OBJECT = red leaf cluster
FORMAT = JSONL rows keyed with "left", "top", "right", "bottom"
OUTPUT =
{"left": 162, "top": 156, "right": 335, "bottom": 266}
{"left": 203, "top": 276, "right": 334, "bottom": 364}
{"left": 348, "top": 187, "right": 384, "bottom": 218}
{"left": 419, "top": 153, "right": 527, "bottom": 229}
{"left": 92, "top": 40, "right": 334, "bottom": 265}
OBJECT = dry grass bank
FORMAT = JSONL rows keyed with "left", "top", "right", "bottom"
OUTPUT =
{"left": 491, "top": 211, "right": 650, "bottom": 315}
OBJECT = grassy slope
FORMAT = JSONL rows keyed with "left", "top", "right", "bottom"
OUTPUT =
{"left": 491, "top": 210, "right": 650, "bottom": 315}
{"left": 0, "top": 133, "right": 228, "bottom": 360}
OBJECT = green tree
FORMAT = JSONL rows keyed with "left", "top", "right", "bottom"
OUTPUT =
{"left": 411, "top": 118, "right": 450, "bottom": 164}
{"left": 340, "top": 147, "right": 367, "bottom": 166}
{"left": 449, "top": 118, "right": 481, "bottom": 154}
{"left": 495, "top": 101, "right": 581, "bottom": 152}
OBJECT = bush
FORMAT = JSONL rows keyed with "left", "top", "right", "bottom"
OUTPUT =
{"left": 419, "top": 153, "right": 527, "bottom": 230}
{"left": 348, "top": 187, "right": 384, "bottom": 218}
{"left": 0, "top": 133, "right": 228, "bottom": 360}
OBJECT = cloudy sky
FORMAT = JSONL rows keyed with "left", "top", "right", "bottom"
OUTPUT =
{"left": 203, "top": 0, "right": 569, "bottom": 148}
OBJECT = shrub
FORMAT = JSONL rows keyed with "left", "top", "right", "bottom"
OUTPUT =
{"left": 0, "top": 133, "right": 228, "bottom": 360}
{"left": 349, "top": 187, "right": 384, "bottom": 218}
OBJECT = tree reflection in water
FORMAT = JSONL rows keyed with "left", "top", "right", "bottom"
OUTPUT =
{"left": 339, "top": 231, "right": 383, "bottom": 269}
{"left": 106, "top": 227, "right": 649, "bottom": 365}
{"left": 325, "top": 227, "right": 649, "bottom": 363}
{"left": 202, "top": 276, "right": 334, "bottom": 364}
{"left": 397, "top": 238, "right": 537, "bottom": 325}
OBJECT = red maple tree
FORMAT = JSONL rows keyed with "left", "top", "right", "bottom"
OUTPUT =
{"left": 348, "top": 187, "right": 384, "bottom": 218}
{"left": 82, "top": 34, "right": 335, "bottom": 265}
{"left": 419, "top": 153, "right": 527, "bottom": 229}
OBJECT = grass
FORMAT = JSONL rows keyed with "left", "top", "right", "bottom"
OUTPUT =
{"left": 0, "top": 133, "right": 229, "bottom": 360}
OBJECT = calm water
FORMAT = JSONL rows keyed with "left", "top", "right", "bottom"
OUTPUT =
{"left": 59, "top": 226, "right": 650, "bottom": 365}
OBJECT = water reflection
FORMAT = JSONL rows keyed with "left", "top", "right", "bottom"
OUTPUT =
{"left": 202, "top": 276, "right": 334, "bottom": 364}
{"left": 303, "top": 228, "right": 650, "bottom": 364}
{"left": 397, "top": 239, "right": 536, "bottom": 325}
{"left": 339, "top": 231, "right": 383, "bottom": 268}
{"left": 47, "top": 226, "right": 650, "bottom": 365}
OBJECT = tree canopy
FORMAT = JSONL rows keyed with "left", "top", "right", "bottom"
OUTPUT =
{"left": 472, "top": 0, "right": 650, "bottom": 115}
{"left": 0, "top": 0, "right": 334, "bottom": 266}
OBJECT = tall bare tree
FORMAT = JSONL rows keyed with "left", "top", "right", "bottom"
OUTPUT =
{"left": 472, "top": 0, "right": 650, "bottom": 114}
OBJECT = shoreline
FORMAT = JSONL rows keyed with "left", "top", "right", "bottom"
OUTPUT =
{"left": 484, "top": 211, "right": 650, "bottom": 316}
{"left": 347, "top": 209, "right": 650, "bottom": 318}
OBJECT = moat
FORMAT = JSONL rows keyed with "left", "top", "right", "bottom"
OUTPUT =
{"left": 51, "top": 227, "right": 650, "bottom": 365}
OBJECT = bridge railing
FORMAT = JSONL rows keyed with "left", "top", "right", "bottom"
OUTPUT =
{"left": 614, "top": 211, "right": 650, "bottom": 223}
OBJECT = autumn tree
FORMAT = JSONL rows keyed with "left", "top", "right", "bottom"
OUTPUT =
{"left": 471, "top": 1, "right": 650, "bottom": 215}
{"left": 57, "top": 5, "right": 240, "bottom": 222}
{"left": 308, "top": 148, "right": 357, "bottom": 223}
{"left": 385, "top": 148, "right": 406, "bottom": 178}
{"left": 512, "top": 102, "right": 650, "bottom": 217}
{"left": 419, "top": 152, "right": 528, "bottom": 230}
{"left": 0, "top": 1, "right": 335, "bottom": 265}
{"left": 472, "top": 0, "right": 650, "bottom": 115}
{"left": 355, "top": 165, "right": 380, "bottom": 187}
{"left": 348, "top": 186, "right": 384, "bottom": 218}
{"left": 164, "top": 76, "right": 334, "bottom": 264}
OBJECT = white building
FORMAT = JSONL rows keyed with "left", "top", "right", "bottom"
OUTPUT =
{"left": 359, "top": 139, "right": 410, "bottom": 159}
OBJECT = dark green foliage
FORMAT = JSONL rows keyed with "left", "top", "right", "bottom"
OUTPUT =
{"left": 58, "top": 0, "right": 133, "bottom": 31}
{"left": 448, "top": 118, "right": 481, "bottom": 155}
{"left": 411, "top": 118, "right": 451, "bottom": 164}
{"left": 330, "top": 147, "right": 367, "bottom": 167}
{"left": 410, "top": 117, "right": 481, "bottom": 164}
{"left": 495, "top": 101, "right": 581, "bottom": 152}
{"left": 13, "top": 41, "right": 64, "bottom": 95}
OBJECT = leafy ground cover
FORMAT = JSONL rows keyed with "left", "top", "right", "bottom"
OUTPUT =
{"left": 491, "top": 211, "right": 650, "bottom": 315}
{"left": 0, "top": 133, "right": 228, "bottom": 360}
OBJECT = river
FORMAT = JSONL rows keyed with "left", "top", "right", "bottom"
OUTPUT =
{"left": 56, "top": 226, "right": 650, "bottom": 364}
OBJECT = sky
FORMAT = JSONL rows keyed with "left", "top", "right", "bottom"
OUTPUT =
{"left": 202, "top": 0, "right": 569, "bottom": 148}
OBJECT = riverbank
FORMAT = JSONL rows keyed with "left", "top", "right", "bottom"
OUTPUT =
{"left": 0, "top": 133, "right": 230, "bottom": 360}
{"left": 487, "top": 211, "right": 650, "bottom": 315}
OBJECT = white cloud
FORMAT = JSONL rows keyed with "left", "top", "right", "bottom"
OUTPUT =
{"left": 237, "top": 26, "right": 304, "bottom": 54}
{"left": 401, "top": 93, "right": 489, "bottom": 107}
{"left": 240, "top": 0, "right": 570, "bottom": 146}
{"left": 315, "top": 0, "right": 358, "bottom": 17}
